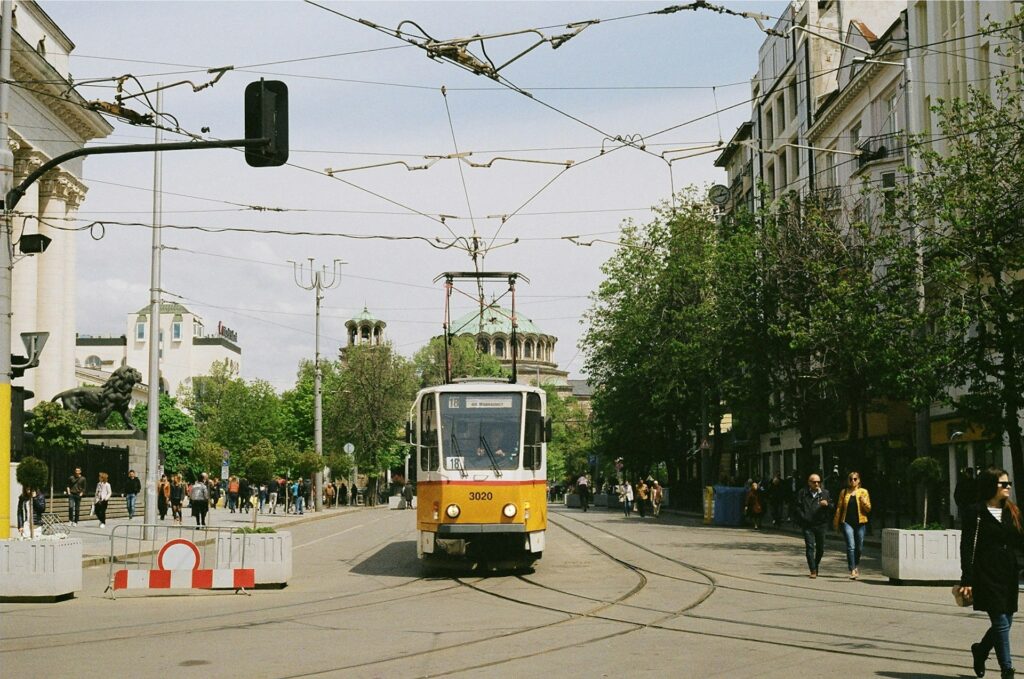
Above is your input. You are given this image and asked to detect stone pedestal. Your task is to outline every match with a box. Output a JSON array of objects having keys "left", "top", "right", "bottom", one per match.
[
  {"left": 881, "top": 528, "right": 962, "bottom": 583},
  {"left": 83, "top": 429, "right": 148, "bottom": 483}
]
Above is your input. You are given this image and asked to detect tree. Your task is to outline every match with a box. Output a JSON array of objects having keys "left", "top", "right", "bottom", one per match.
[
  {"left": 133, "top": 393, "right": 199, "bottom": 479},
  {"left": 907, "top": 456, "right": 943, "bottom": 526},
  {"left": 238, "top": 439, "right": 277, "bottom": 483},
  {"left": 904, "top": 20, "right": 1024, "bottom": 488},
  {"left": 326, "top": 343, "right": 417, "bottom": 504},
  {"left": 188, "top": 364, "right": 283, "bottom": 457},
  {"left": 544, "top": 386, "right": 590, "bottom": 485},
  {"left": 16, "top": 456, "right": 48, "bottom": 491},
  {"left": 279, "top": 359, "right": 344, "bottom": 454},
  {"left": 412, "top": 335, "right": 505, "bottom": 387}
]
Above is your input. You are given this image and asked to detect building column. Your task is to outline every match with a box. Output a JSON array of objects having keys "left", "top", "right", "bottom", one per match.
[
  {"left": 62, "top": 181, "right": 86, "bottom": 391},
  {"left": 10, "top": 146, "right": 44, "bottom": 402},
  {"left": 34, "top": 170, "right": 72, "bottom": 401}
]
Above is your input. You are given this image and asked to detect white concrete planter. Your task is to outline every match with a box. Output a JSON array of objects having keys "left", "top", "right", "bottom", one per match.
[
  {"left": 881, "top": 528, "right": 962, "bottom": 583},
  {"left": 388, "top": 496, "right": 417, "bottom": 510},
  {"left": 216, "top": 532, "right": 292, "bottom": 587},
  {"left": 564, "top": 494, "right": 581, "bottom": 508},
  {"left": 0, "top": 538, "right": 82, "bottom": 601}
]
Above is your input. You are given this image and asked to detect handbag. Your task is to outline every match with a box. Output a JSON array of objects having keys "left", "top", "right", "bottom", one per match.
[{"left": 953, "top": 515, "right": 981, "bottom": 607}]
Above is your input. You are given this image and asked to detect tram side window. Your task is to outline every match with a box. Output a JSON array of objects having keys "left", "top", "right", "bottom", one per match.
[
  {"left": 420, "top": 396, "right": 439, "bottom": 471},
  {"left": 523, "top": 392, "right": 543, "bottom": 470}
]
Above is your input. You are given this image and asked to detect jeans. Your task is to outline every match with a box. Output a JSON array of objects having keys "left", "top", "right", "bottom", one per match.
[
  {"left": 295, "top": 496, "right": 304, "bottom": 514},
  {"left": 268, "top": 492, "right": 277, "bottom": 513},
  {"left": 802, "top": 525, "right": 826, "bottom": 572},
  {"left": 68, "top": 494, "right": 81, "bottom": 523},
  {"left": 840, "top": 522, "right": 866, "bottom": 571},
  {"left": 623, "top": 500, "right": 632, "bottom": 517},
  {"left": 126, "top": 493, "right": 137, "bottom": 519},
  {"left": 979, "top": 612, "right": 1014, "bottom": 670}
]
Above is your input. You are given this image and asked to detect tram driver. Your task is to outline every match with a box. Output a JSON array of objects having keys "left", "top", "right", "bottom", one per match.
[{"left": 475, "top": 425, "right": 516, "bottom": 467}]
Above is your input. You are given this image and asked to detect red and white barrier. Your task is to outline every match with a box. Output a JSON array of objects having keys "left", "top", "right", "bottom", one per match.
[
  {"left": 112, "top": 568, "right": 254, "bottom": 590},
  {"left": 111, "top": 537, "right": 254, "bottom": 592}
]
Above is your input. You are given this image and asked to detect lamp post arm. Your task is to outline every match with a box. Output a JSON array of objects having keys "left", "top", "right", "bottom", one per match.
[{"left": 4, "top": 137, "right": 267, "bottom": 211}]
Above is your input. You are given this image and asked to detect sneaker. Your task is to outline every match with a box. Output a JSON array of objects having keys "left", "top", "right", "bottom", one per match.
[
  {"left": 99, "top": 523, "right": 105, "bottom": 528},
  {"left": 809, "top": 571, "right": 817, "bottom": 579}
]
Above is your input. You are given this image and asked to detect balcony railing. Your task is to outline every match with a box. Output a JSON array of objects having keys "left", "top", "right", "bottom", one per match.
[
  {"left": 857, "top": 132, "right": 905, "bottom": 170},
  {"left": 807, "top": 185, "right": 842, "bottom": 212}
]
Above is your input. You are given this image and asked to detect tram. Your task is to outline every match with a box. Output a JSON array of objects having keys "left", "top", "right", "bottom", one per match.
[{"left": 409, "top": 379, "right": 548, "bottom": 570}]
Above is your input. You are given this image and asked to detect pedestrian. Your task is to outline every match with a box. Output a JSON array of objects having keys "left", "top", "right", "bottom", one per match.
[
  {"left": 190, "top": 472, "right": 211, "bottom": 527},
  {"left": 401, "top": 481, "right": 414, "bottom": 509},
  {"left": 239, "top": 476, "right": 250, "bottom": 513},
  {"left": 745, "top": 481, "right": 765, "bottom": 529},
  {"left": 227, "top": 475, "right": 239, "bottom": 513},
  {"left": 94, "top": 472, "right": 112, "bottom": 528},
  {"left": 157, "top": 474, "right": 170, "bottom": 521},
  {"left": 267, "top": 477, "right": 279, "bottom": 514},
  {"left": 766, "top": 474, "right": 785, "bottom": 528},
  {"left": 291, "top": 478, "right": 304, "bottom": 515},
  {"left": 338, "top": 481, "right": 348, "bottom": 507},
  {"left": 124, "top": 469, "right": 142, "bottom": 520},
  {"left": 31, "top": 487, "right": 45, "bottom": 526},
  {"left": 209, "top": 477, "right": 221, "bottom": 510},
  {"left": 16, "top": 487, "right": 32, "bottom": 533},
  {"left": 959, "top": 467, "right": 1023, "bottom": 679},
  {"left": 794, "top": 472, "right": 832, "bottom": 578},
  {"left": 325, "top": 481, "right": 336, "bottom": 508},
  {"left": 833, "top": 471, "right": 871, "bottom": 579},
  {"left": 576, "top": 473, "right": 590, "bottom": 512},
  {"left": 636, "top": 479, "right": 649, "bottom": 518},
  {"left": 170, "top": 474, "right": 185, "bottom": 524},
  {"left": 651, "top": 480, "right": 664, "bottom": 517},
  {"left": 65, "top": 466, "right": 86, "bottom": 526},
  {"left": 620, "top": 480, "right": 634, "bottom": 517}
]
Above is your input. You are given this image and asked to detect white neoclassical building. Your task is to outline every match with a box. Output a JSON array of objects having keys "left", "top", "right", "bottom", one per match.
[
  {"left": 76, "top": 302, "right": 241, "bottom": 398},
  {"left": 8, "top": 1, "right": 113, "bottom": 404}
]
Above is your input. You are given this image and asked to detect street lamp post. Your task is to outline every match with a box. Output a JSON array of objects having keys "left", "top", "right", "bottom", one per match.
[{"left": 292, "top": 259, "right": 341, "bottom": 512}]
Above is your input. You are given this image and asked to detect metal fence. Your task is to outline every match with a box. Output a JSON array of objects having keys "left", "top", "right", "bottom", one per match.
[{"left": 105, "top": 523, "right": 252, "bottom": 599}]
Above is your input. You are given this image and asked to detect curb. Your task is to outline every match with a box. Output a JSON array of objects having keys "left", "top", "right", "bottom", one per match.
[{"left": 80, "top": 506, "right": 373, "bottom": 568}]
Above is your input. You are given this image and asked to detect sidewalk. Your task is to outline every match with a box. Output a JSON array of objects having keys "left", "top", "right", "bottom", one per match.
[{"left": 64, "top": 503, "right": 369, "bottom": 567}]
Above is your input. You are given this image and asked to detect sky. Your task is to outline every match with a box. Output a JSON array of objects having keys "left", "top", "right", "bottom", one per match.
[{"left": 43, "top": 0, "right": 785, "bottom": 391}]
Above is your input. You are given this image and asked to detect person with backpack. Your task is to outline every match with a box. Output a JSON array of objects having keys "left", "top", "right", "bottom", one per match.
[{"left": 190, "top": 472, "right": 211, "bottom": 527}]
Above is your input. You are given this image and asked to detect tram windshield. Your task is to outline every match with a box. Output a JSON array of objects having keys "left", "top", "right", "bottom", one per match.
[{"left": 440, "top": 393, "right": 523, "bottom": 472}]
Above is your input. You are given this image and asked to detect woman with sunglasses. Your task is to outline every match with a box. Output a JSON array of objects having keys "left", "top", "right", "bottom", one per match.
[
  {"left": 959, "top": 468, "right": 1023, "bottom": 679},
  {"left": 833, "top": 471, "right": 871, "bottom": 579}
]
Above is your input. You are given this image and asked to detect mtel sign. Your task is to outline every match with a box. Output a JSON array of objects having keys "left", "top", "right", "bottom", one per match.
[{"left": 217, "top": 322, "right": 238, "bottom": 342}]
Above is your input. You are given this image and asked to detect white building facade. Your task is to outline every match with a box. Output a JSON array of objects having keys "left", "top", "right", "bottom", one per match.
[
  {"left": 8, "top": 1, "right": 113, "bottom": 404},
  {"left": 76, "top": 303, "right": 241, "bottom": 398}
]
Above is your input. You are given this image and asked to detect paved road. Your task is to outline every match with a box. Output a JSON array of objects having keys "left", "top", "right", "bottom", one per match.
[{"left": 2, "top": 505, "right": 1017, "bottom": 678}]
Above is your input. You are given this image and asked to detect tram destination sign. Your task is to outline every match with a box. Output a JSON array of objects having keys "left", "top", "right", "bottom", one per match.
[{"left": 465, "top": 397, "right": 513, "bottom": 409}]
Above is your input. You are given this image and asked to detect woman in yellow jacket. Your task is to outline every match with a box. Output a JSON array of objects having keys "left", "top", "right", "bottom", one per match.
[{"left": 833, "top": 471, "right": 871, "bottom": 579}]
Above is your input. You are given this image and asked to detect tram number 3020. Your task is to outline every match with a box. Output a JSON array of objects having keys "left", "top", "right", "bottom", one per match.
[{"left": 468, "top": 491, "right": 493, "bottom": 501}]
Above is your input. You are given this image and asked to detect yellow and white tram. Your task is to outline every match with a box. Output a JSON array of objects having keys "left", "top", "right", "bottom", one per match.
[{"left": 410, "top": 379, "right": 548, "bottom": 570}]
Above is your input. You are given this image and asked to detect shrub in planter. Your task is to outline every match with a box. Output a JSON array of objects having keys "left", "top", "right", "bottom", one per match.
[
  {"left": 907, "top": 456, "right": 943, "bottom": 526},
  {"left": 16, "top": 456, "right": 48, "bottom": 491}
]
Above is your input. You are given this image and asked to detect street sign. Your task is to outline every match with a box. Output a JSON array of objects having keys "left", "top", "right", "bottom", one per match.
[{"left": 344, "top": 442, "right": 355, "bottom": 454}]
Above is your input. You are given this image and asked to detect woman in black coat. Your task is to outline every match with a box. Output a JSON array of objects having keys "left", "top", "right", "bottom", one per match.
[{"left": 959, "top": 467, "right": 1024, "bottom": 679}]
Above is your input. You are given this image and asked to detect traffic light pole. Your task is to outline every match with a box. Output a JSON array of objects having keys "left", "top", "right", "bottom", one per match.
[{"left": 0, "top": 0, "right": 14, "bottom": 539}]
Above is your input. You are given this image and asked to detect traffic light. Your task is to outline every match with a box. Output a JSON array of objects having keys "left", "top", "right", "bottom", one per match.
[{"left": 244, "top": 79, "right": 288, "bottom": 167}]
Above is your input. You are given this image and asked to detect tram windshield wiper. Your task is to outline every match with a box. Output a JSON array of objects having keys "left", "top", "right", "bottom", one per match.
[
  {"left": 450, "top": 433, "right": 468, "bottom": 478},
  {"left": 479, "top": 435, "right": 503, "bottom": 478}
]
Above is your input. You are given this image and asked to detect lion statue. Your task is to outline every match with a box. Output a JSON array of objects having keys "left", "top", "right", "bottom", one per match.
[{"left": 51, "top": 365, "right": 143, "bottom": 429}]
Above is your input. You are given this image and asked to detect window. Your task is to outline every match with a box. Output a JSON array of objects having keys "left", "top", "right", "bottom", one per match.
[
  {"left": 524, "top": 340, "right": 533, "bottom": 358},
  {"left": 172, "top": 321, "right": 182, "bottom": 341},
  {"left": 478, "top": 339, "right": 489, "bottom": 354},
  {"left": 494, "top": 339, "right": 505, "bottom": 358},
  {"left": 882, "top": 172, "right": 897, "bottom": 218},
  {"left": 776, "top": 94, "right": 786, "bottom": 134},
  {"left": 884, "top": 91, "right": 900, "bottom": 135},
  {"left": 135, "top": 321, "right": 145, "bottom": 341},
  {"left": 850, "top": 122, "right": 861, "bottom": 152},
  {"left": 523, "top": 392, "right": 544, "bottom": 471},
  {"left": 84, "top": 355, "right": 102, "bottom": 369},
  {"left": 419, "top": 394, "right": 439, "bottom": 472}
]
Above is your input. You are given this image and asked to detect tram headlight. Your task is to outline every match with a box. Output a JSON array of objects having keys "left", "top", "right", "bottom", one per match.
[
  {"left": 445, "top": 504, "right": 461, "bottom": 519},
  {"left": 502, "top": 503, "right": 517, "bottom": 518},
  {"left": 524, "top": 502, "right": 531, "bottom": 520}
]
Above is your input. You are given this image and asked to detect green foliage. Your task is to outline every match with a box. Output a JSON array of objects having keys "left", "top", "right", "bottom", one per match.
[
  {"left": 238, "top": 439, "right": 277, "bottom": 482},
  {"left": 16, "top": 456, "right": 48, "bottom": 490},
  {"left": 326, "top": 343, "right": 417, "bottom": 501},
  {"left": 279, "top": 359, "right": 344, "bottom": 455},
  {"left": 544, "top": 386, "right": 590, "bottom": 483},
  {"left": 133, "top": 393, "right": 199, "bottom": 478},
  {"left": 233, "top": 526, "right": 277, "bottom": 533},
  {"left": 907, "top": 522, "right": 946, "bottom": 531},
  {"left": 412, "top": 335, "right": 505, "bottom": 387},
  {"left": 907, "top": 456, "right": 943, "bottom": 484},
  {"left": 192, "top": 439, "right": 225, "bottom": 479},
  {"left": 26, "top": 401, "right": 85, "bottom": 457}
]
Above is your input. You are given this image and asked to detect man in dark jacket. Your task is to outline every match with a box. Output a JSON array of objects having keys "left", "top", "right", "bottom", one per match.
[
  {"left": 794, "top": 472, "right": 833, "bottom": 578},
  {"left": 124, "top": 469, "right": 142, "bottom": 520}
]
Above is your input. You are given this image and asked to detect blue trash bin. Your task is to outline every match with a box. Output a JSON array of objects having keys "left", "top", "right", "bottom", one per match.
[{"left": 712, "top": 486, "right": 746, "bottom": 527}]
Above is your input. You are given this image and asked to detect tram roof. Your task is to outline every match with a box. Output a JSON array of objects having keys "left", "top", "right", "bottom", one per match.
[{"left": 420, "top": 380, "right": 545, "bottom": 395}]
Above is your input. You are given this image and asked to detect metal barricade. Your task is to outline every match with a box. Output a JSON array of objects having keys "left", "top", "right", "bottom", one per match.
[{"left": 105, "top": 524, "right": 253, "bottom": 599}]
